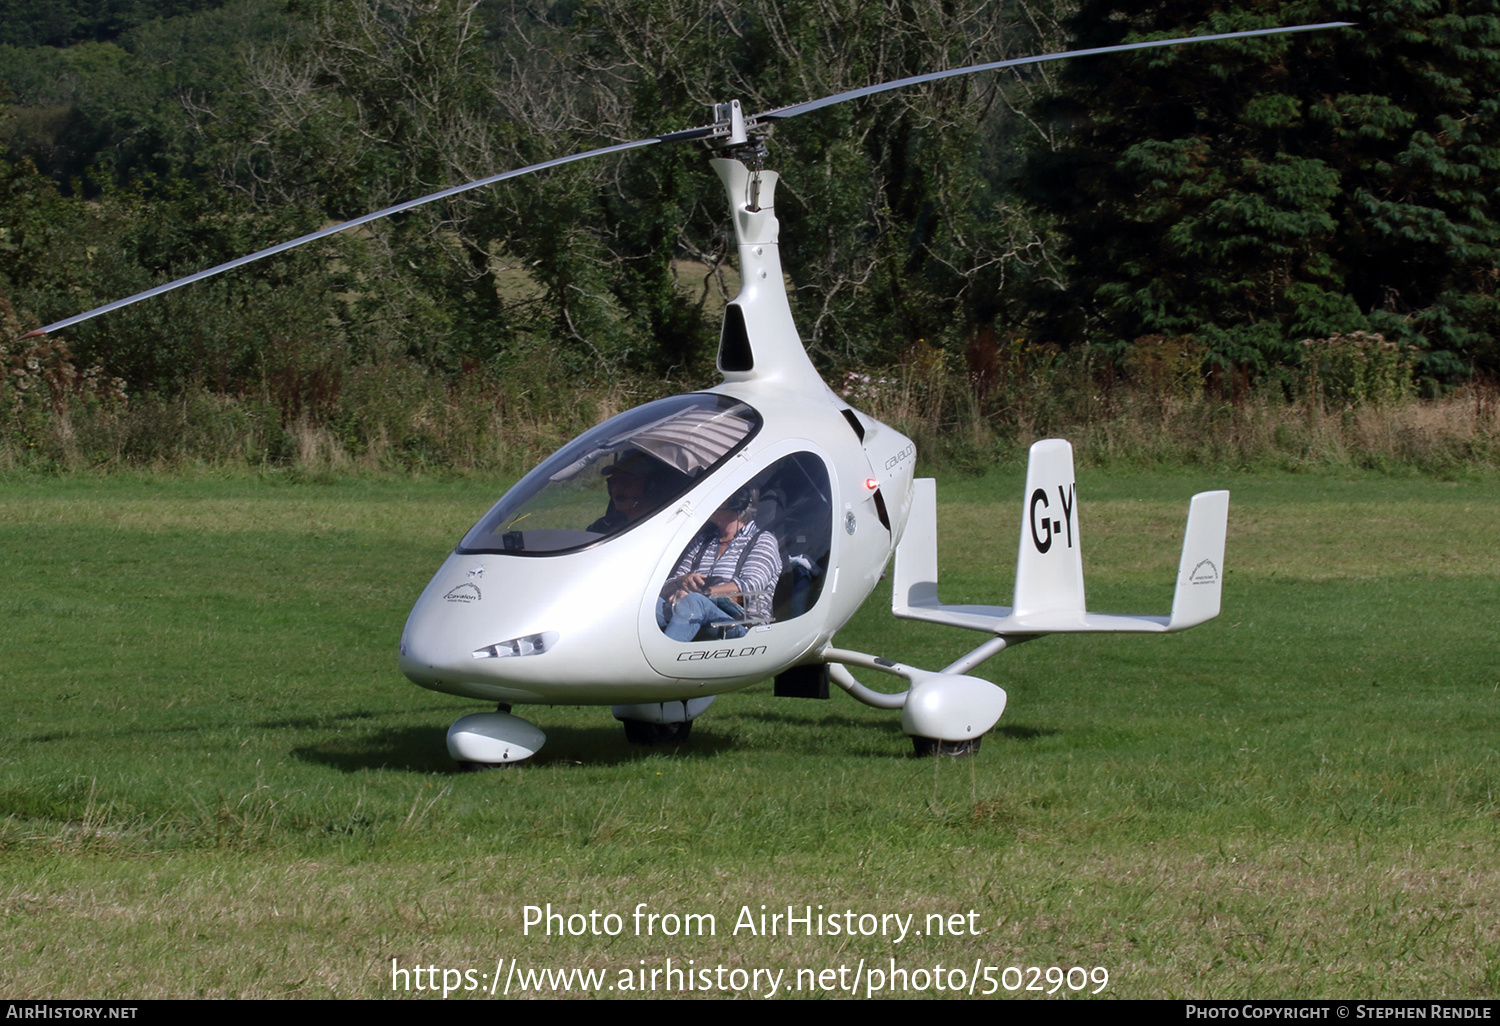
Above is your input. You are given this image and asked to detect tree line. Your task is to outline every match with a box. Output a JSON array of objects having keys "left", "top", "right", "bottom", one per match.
[{"left": 1, "top": 0, "right": 1496, "bottom": 459}]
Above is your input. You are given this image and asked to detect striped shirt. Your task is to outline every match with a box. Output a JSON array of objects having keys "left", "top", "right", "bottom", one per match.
[{"left": 671, "top": 520, "right": 782, "bottom": 622}]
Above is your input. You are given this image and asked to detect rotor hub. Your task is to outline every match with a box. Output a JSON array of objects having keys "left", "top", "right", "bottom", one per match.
[{"left": 706, "top": 100, "right": 771, "bottom": 166}]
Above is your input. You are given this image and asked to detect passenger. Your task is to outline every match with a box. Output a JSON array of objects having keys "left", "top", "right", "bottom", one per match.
[
  {"left": 657, "top": 489, "right": 781, "bottom": 642},
  {"left": 588, "top": 452, "right": 656, "bottom": 535}
]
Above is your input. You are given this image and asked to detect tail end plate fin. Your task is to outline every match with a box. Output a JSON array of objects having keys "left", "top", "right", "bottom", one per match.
[{"left": 1166, "top": 490, "right": 1230, "bottom": 631}]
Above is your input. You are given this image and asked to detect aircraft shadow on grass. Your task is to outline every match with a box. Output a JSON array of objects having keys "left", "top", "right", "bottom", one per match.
[
  {"left": 291, "top": 711, "right": 1055, "bottom": 774},
  {"left": 293, "top": 723, "right": 742, "bottom": 773}
]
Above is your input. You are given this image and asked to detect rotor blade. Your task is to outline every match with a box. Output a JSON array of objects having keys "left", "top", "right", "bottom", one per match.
[
  {"left": 24, "top": 135, "right": 672, "bottom": 338},
  {"left": 24, "top": 21, "right": 1350, "bottom": 340},
  {"left": 753, "top": 23, "right": 1353, "bottom": 122}
]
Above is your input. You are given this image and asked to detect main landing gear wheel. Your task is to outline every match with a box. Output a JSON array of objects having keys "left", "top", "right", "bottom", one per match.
[
  {"left": 621, "top": 719, "right": 693, "bottom": 746},
  {"left": 612, "top": 698, "right": 714, "bottom": 747},
  {"left": 910, "top": 735, "right": 982, "bottom": 757},
  {"left": 455, "top": 758, "right": 526, "bottom": 772}
]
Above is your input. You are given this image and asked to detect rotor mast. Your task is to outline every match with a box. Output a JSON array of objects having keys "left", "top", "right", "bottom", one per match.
[{"left": 708, "top": 101, "right": 830, "bottom": 395}]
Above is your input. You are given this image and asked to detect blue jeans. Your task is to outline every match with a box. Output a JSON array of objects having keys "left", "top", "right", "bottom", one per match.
[{"left": 657, "top": 593, "right": 748, "bottom": 642}]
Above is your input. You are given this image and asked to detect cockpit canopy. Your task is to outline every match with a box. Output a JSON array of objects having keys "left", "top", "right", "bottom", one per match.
[{"left": 457, "top": 393, "right": 763, "bottom": 555}]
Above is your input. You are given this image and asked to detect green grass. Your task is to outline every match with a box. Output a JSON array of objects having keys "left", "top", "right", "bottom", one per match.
[{"left": 1, "top": 468, "right": 1497, "bottom": 998}]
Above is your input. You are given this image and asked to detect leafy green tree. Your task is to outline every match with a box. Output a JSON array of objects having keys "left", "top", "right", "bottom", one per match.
[
  {"left": 559, "top": 0, "right": 1064, "bottom": 367},
  {"left": 3, "top": 176, "right": 345, "bottom": 398},
  {"left": 1023, "top": 0, "right": 1500, "bottom": 380},
  {"left": 6, "top": 0, "right": 1078, "bottom": 395},
  {"left": 1, "top": 90, "right": 345, "bottom": 401},
  {"left": 231, "top": 0, "right": 1078, "bottom": 375},
  {"left": 0, "top": 1, "right": 299, "bottom": 189}
]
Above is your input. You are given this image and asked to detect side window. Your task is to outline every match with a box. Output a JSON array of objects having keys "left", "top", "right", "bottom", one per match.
[{"left": 656, "top": 453, "right": 832, "bottom": 642}]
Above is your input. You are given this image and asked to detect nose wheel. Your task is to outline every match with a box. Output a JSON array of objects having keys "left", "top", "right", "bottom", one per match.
[
  {"left": 910, "top": 735, "right": 982, "bottom": 757},
  {"left": 447, "top": 707, "right": 546, "bottom": 767}
]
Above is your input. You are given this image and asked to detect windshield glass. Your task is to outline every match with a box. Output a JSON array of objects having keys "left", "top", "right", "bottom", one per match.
[{"left": 457, "top": 393, "right": 762, "bottom": 555}]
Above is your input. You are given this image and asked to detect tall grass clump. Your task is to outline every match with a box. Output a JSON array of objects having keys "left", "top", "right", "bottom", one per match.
[
  {"left": 0, "top": 346, "right": 683, "bottom": 475},
  {"left": 848, "top": 333, "right": 1500, "bottom": 475},
  {"left": 2, "top": 324, "right": 1496, "bottom": 476}
]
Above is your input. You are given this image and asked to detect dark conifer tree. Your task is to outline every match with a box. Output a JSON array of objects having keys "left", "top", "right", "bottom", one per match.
[{"left": 1022, "top": 1, "right": 1500, "bottom": 379}]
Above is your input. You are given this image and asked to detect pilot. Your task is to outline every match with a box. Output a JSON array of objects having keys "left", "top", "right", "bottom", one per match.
[
  {"left": 657, "top": 488, "right": 781, "bottom": 642},
  {"left": 588, "top": 451, "right": 656, "bottom": 534}
]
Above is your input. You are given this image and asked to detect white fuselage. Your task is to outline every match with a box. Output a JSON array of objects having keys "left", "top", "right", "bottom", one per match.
[
  {"left": 400, "top": 153, "right": 916, "bottom": 706},
  {"left": 399, "top": 385, "right": 915, "bottom": 705}
]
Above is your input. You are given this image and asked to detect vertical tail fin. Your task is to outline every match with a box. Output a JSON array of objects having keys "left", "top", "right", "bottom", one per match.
[{"left": 1012, "top": 439, "right": 1086, "bottom": 623}]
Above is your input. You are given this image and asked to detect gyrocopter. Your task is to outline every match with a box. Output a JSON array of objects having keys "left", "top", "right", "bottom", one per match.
[{"left": 27, "top": 22, "right": 1349, "bottom": 766}]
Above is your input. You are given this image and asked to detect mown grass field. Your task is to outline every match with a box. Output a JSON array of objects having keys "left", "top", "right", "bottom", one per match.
[{"left": 1, "top": 467, "right": 1497, "bottom": 999}]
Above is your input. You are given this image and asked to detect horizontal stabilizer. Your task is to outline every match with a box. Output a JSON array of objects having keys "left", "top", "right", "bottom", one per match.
[{"left": 892, "top": 441, "right": 1228, "bottom": 637}]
